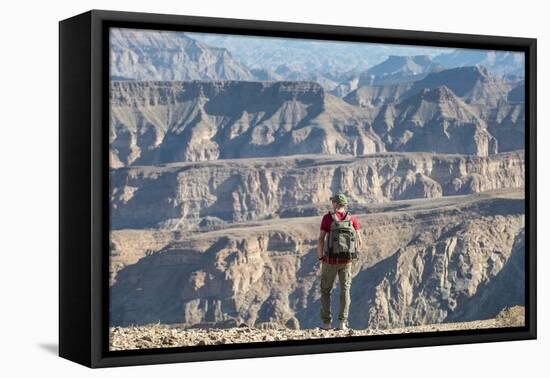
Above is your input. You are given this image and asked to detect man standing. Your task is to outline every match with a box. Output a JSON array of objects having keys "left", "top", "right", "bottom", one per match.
[{"left": 316, "top": 192, "right": 362, "bottom": 331}]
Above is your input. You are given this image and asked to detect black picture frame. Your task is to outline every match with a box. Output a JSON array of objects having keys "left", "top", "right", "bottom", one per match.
[{"left": 59, "top": 9, "right": 537, "bottom": 368}]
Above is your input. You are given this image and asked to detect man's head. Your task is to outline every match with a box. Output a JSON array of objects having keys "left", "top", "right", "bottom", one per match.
[{"left": 330, "top": 192, "right": 348, "bottom": 211}]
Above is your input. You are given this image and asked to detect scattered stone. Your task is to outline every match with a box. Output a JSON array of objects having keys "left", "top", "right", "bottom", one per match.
[
  {"left": 496, "top": 306, "right": 525, "bottom": 327},
  {"left": 109, "top": 307, "right": 525, "bottom": 351},
  {"left": 286, "top": 317, "right": 301, "bottom": 330}
]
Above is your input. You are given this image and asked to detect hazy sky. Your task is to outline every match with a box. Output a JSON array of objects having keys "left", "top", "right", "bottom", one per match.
[
  {"left": 188, "top": 31, "right": 455, "bottom": 72},
  {"left": 111, "top": 28, "right": 525, "bottom": 78}
]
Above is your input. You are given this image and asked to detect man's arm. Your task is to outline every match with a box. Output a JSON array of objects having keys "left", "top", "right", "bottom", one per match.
[
  {"left": 352, "top": 217, "right": 363, "bottom": 248},
  {"left": 317, "top": 230, "right": 326, "bottom": 259}
]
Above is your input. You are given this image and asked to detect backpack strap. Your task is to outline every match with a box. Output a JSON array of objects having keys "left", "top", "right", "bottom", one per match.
[
  {"left": 343, "top": 212, "right": 351, "bottom": 221},
  {"left": 327, "top": 212, "right": 336, "bottom": 251}
]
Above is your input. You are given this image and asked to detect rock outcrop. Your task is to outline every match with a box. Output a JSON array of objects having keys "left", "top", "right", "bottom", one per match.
[
  {"left": 110, "top": 28, "right": 256, "bottom": 81},
  {"left": 352, "top": 210, "right": 524, "bottom": 329},
  {"left": 344, "top": 83, "right": 413, "bottom": 108},
  {"left": 376, "top": 86, "right": 498, "bottom": 156},
  {"left": 110, "top": 151, "right": 524, "bottom": 230},
  {"left": 406, "top": 65, "right": 513, "bottom": 107},
  {"left": 109, "top": 81, "right": 385, "bottom": 167}
]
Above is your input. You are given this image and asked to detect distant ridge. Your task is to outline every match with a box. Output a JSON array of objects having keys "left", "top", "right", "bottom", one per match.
[
  {"left": 434, "top": 49, "right": 525, "bottom": 77},
  {"left": 109, "top": 80, "right": 384, "bottom": 167},
  {"left": 358, "top": 55, "right": 444, "bottom": 86},
  {"left": 406, "top": 65, "right": 512, "bottom": 106},
  {"left": 110, "top": 28, "right": 256, "bottom": 81}
]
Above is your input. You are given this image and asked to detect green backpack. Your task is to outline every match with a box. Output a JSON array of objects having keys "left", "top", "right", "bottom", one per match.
[{"left": 324, "top": 211, "right": 358, "bottom": 260}]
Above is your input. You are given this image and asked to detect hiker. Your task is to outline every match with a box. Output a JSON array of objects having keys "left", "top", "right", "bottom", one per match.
[{"left": 316, "top": 192, "right": 362, "bottom": 331}]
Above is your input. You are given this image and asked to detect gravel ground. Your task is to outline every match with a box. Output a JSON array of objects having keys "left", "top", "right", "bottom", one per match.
[{"left": 110, "top": 307, "right": 525, "bottom": 351}]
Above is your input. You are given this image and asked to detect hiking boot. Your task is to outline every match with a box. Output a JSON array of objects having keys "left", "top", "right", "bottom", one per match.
[
  {"left": 337, "top": 321, "right": 348, "bottom": 331},
  {"left": 320, "top": 322, "right": 332, "bottom": 330}
]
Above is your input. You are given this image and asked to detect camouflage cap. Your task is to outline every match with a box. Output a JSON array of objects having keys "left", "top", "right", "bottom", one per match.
[{"left": 330, "top": 192, "right": 348, "bottom": 206}]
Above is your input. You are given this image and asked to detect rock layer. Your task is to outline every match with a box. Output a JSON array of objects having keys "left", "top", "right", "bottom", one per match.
[
  {"left": 110, "top": 81, "right": 384, "bottom": 167},
  {"left": 110, "top": 152, "right": 524, "bottom": 230}
]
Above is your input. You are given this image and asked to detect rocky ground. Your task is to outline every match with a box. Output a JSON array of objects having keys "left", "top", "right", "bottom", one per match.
[{"left": 109, "top": 306, "right": 525, "bottom": 351}]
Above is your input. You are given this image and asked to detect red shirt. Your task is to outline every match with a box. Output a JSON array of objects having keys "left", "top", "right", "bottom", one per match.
[{"left": 320, "top": 211, "right": 360, "bottom": 264}]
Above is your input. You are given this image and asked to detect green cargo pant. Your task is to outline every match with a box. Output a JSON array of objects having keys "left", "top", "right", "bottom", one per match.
[{"left": 320, "top": 261, "right": 353, "bottom": 324}]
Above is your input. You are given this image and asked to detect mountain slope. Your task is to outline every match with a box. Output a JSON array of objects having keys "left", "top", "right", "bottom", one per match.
[
  {"left": 109, "top": 80, "right": 385, "bottom": 167},
  {"left": 110, "top": 28, "right": 256, "bottom": 81},
  {"left": 344, "top": 83, "right": 414, "bottom": 109},
  {"left": 349, "top": 208, "right": 524, "bottom": 329},
  {"left": 373, "top": 86, "right": 498, "bottom": 156},
  {"left": 345, "top": 67, "right": 523, "bottom": 153},
  {"left": 406, "top": 65, "right": 513, "bottom": 107},
  {"left": 445, "top": 230, "right": 525, "bottom": 322},
  {"left": 358, "top": 55, "right": 445, "bottom": 86},
  {"left": 345, "top": 65, "right": 515, "bottom": 110}
]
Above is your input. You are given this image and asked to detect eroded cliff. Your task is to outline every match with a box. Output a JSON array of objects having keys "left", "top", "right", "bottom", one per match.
[
  {"left": 110, "top": 189, "right": 524, "bottom": 330},
  {"left": 110, "top": 152, "right": 524, "bottom": 230}
]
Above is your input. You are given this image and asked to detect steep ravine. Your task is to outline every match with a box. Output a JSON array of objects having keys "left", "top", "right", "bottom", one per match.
[{"left": 110, "top": 189, "right": 524, "bottom": 330}]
